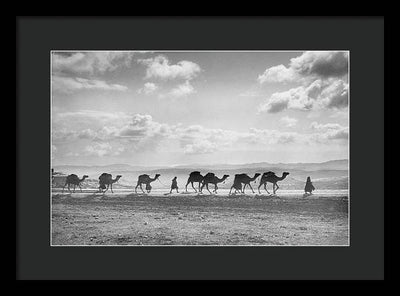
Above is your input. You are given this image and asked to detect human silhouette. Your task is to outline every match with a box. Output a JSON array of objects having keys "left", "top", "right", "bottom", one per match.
[
  {"left": 146, "top": 183, "right": 152, "bottom": 193},
  {"left": 170, "top": 176, "right": 179, "bottom": 193},
  {"left": 304, "top": 176, "right": 315, "bottom": 195}
]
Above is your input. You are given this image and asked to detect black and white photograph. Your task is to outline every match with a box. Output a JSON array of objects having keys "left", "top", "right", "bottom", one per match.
[{"left": 50, "top": 50, "right": 349, "bottom": 246}]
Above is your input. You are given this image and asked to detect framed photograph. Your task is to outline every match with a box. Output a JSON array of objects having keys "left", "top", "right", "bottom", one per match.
[{"left": 17, "top": 16, "right": 385, "bottom": 280}]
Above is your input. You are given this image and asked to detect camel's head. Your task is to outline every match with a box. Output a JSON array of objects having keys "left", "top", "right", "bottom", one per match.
[
  {"left": 155, "top": 174, "right": 161, "bottom": 179},
  {"left": 283, "top": 172, "right": 290, "bottom": 177},
  {"left": 223, "top": 174, "right": 229, "bottom": 179},
  {"left": 116, "top": 175, "right": 122, "bottom": 181},
  {"left": 82, "top": 175, "right": 89, "bottom": 180}
]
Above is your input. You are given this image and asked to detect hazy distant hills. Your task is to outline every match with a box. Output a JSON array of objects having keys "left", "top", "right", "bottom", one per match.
[
  {"left": 54, "top": 159, "right": 348, "bottom": 174},
  {"left": 53, "top": 159, "right": 348, "bottom": 190}
]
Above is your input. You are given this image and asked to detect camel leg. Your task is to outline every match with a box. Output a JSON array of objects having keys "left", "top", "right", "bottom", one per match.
[
  {"left": 68, "top": 184, "right": 72, "bottom": 193},
  {"left": 242, "top": 184, "right": 247, "bottom": 194},
  {"left": 206, "top": 184, "right": 212, "bottom": 194},
  {"left": 135, "top": 183, "right": 139, "bottom": 193},
  {"left": 140, "top": 184, "right": 145, "bottom": 194},
  {"left": 104, "top": 184, "right": 109, "bottom": 193},
  {"left": 200, "top": 182, "right": 206, "bottom": 193},
  {"left": 185, "top": 180, "right": 191, "bottom": 192},
  {"left": 214, "top": 184, "right": 218, "bottom": 193},
  {"left": 79, "top": 184, "right": 83, "bottom": 192},
  {"left": 73, "top": 185, "right": 76, "bottom": 193},
  {"left": 274, "top": 183, "right": 279, "bottom": 194},
  {"left": 110, "top": 183, "right": 113, "bottom": 193},
  {"left": 191, "top": 182, "right": 197, "bottom": 193},
  {"left": 258, "top": 183, "right": 262, "bottom": 194},
  {"left": 62, "top": 182, "right": 67, "bottom": 193},
  {"left": 229, "top": 186, "right": 234, "bottom": 195},
  {"left": 264, "top": 183, "right": 270, "bottom": 195},
  {"left": 248, "top": 184, "right": 255, "bottom": 194}
]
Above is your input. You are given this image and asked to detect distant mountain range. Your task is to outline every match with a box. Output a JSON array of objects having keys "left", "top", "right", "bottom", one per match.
[{"left": 54, "top": 159, "right": 348, "bottom": 174}]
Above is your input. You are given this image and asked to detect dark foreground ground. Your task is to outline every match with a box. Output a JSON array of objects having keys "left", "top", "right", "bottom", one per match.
[{"left": 51, "top": 191, "right": 349, "bottom": 246}]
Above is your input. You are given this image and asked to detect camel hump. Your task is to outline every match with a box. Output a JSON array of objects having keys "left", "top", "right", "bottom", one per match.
[
  {"left": 99, "top": 173, "right": 111, "bottom": 182},
  {"left": 204, "top": 172, "right": 215, "bottom": 178},
  {"left": 235, "top": 173, "right": 246, "bottom": 177},
  {"left": 190, "top": 171, "right": 201, "bottom": 176},
  {"left": 139, "top": 174, "right": 149, "bottom": 178},
  {"left": 69, "top": 174, "right": 78, "bottom": 178}
]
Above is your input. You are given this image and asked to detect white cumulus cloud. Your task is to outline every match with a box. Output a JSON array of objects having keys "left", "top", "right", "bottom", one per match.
[
  {"left": 138, "top": 55, "right": 201, "bottom": 80},
  {"left": 138, "top": 82, "right": 158, "bottom": 95}
]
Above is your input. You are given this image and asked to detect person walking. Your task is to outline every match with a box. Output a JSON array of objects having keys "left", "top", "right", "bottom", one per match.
[
  {"left": 304, "top": 176, "right": 315, "bottom": 195},
  {"left": 170, "top": 176, "right": 179, "bottom": 193}
]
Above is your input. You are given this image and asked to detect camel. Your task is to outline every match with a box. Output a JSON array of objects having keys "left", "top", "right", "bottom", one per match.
[
  {"left": 229, "top": 173, "right": 261, "bottom": 194},
  {"left": 135, "top": 174, "right": 160, "bottom": 193},
  {"left": 230, "top": 180, "right": 243, "bottom": 195},
  {"left": 98, "top": 173, "right": 122, "bottom": 193},
  {"left": 200, "top": 173, "right": 229, "bottom": 194},
  {"left": 185, "top": 171, "right": 204, "bottom": 193},
  {"left": 62, "top": 174, "right": 89, "bottom": 193},
  {"left": 257, "top": 171, "right": 276, "bottom": 194},
  {"left": 259, "top": 172, "right": 290, "bottom": 195}
]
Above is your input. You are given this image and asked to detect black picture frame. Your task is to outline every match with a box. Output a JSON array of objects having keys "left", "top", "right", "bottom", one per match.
[{"left": 16, "top": 16, "right": 386, "bottom": 280}]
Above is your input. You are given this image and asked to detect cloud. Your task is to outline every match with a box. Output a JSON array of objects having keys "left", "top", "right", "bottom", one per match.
[
  {"left": 245, "top": 128, "right": 299, "bottom": 145},
  {"left": 138, "top": 55, "right": 201, "bottom": 80},
  {"left": 259, "top": 78, "right": 348, "bottom": 113},
  {"left": 52, "top": 111, "right": 348, "bottom": 159},
  {"left": 168, "top": 80, "right": 195, "bottom": 98},
  {"left": 138, "top": 82, "right": 158, "bottom": 95},
  {"left": 290, "top": 51, "right": 349, "bottom": 78},
  {"left": 258, "top": 64, "right": 296, "bottom": 83},
  {"left": 52, "top": 76, "right": 128, "bottom": 93},
  {"left": 257, "top": 51, "right": 349, "bottom": 113},
  {"left": 310, "top": 121, "right": 349, "bottom": 141},
  {"left": 280, "top": 116, "right": 298, "bottom": 127},
  {"left": 320, "top": 79, "right": 349, "bottom": 108},
  {"left": 84, "top": 142, "right": 125, "bottom": 157},
  {"left": 258, "top": 51, "right": 348, "bottom": 84},
  {"left": 52, "top": 52, "right": 135, "bottom": 75},
  {"left": 183, "top": 139, "right": 218, "bottom": 155}
]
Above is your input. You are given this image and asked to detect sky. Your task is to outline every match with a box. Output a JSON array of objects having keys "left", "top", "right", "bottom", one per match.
[{"left": 51, "top": 51, "right": 349, "bottom": 166}]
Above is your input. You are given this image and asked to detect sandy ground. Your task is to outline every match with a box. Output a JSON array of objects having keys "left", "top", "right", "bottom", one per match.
[{"left": 51, "top": 189, "right": 349, "bottom": 246}]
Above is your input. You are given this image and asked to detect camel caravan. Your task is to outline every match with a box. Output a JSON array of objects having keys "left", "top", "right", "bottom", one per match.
[{"left": 52, "top": 169, "right": 290, "bottom": 196}]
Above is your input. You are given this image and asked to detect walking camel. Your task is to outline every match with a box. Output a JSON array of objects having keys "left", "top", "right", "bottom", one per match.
[
  {"left": 258, "top": 172, "right": 290, "bottom": 195},
  {"left": 257, "top": 171, "right": 275, "bottom": 194},
  {"left": 229, "top": 173, "right": 261, "bottom": 194},
  {"left": 200, "top": 173, "right": 229, "bottom": 194},
  {"left": 135, "top": 174, "right": 161, "bottom": 193},
  {"left": 62, "top": 174, "right": 89, "bottom": 193},
  {"left": 185, "top": 171, "right": 204, "bottom": 193},
  {"left": 98, "top": 173, "right": 122, "bottom": 193}
]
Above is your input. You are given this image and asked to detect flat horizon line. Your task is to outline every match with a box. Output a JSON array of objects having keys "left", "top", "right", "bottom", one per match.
[{"left": 52, "top": 158, "right": 349, "bottom": 168}]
